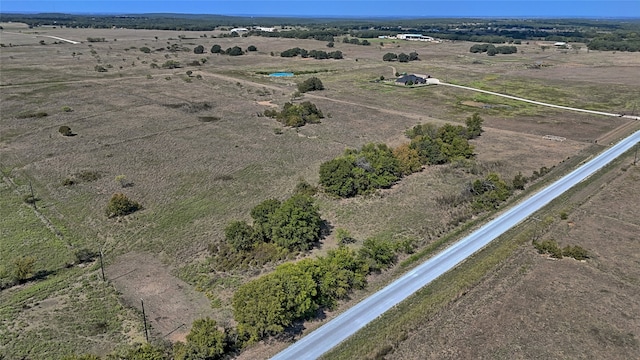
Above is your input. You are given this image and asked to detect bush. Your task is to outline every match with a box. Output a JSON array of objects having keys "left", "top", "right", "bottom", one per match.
[
  {"left": 193, "top": 45, "right": 205, "bottom": 54},
  {"left": 247, "top": 45, "right": 257, "bottom": 51},
  {"left": 61, "top": 106, "right": 73, "bottom": 112},
  {"left": 562, "top": 245, "right": 589, "bottom": 260},
  {"left": 335, "top": 228, "right": 355, "bottom": 245},
  {"left": 161, "top": 60, "right": 181, "bottom": 69},
  {"left": 210, "top": 44, "right": 222, "bottom": 53},
  {"left": 359, "top": 237, "right": 396, "bottom": 271},
  {"left": 12, "top": 256, "right": 36, "bottom": 283},
  {"left": 533, "top": 239, "right": 563, "bottom": 259},
  {"left": 94, "top": 65, "right": 108, "bottom": 72},
  {"left": 105, "top": 193, "right": 141, "bottom": 217},
  {"left": 74, "top": 248, "right": 98, "bottom": 264},
  {"left": 297, "top": 77, "right": 324, "bottom": 93},
  {"left": 139, "top": 46, "right": 151, "bottom": 53},
  {"left": 58, "top": 125, "right": 73, "bottom": 136},
  {"left": 263, "top": 101, "right": 324, "bottom": 127}
]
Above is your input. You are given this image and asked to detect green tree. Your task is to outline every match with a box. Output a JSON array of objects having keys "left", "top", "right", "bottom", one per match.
[
  {"left": 247, "top": 45, "right": 257, "bottom": 51},
  {"left": 409, "top": 51, "right": 419, "bottom": 61},
  {"left": 173, "top": 317, "right": 228, "bottom": 360},
  {"left": 233, "top": 263, "right": 317, "bottom": 343},
  {"left": 269, "top": 195, "right": 322, "bottom": 251},
  {"left": 398, "top": 52, "right": 410, "bottom": 62},
  {"left": 210, "top": 44, "right": 222, "bottom": 53},
  {"left": 250, "top": 198, "right": 281, "bottom": 241},
  {"left": 319, "top": 157, "right": 356, "bottom": 197},
  {"left": 297, "top": 77, "right": 324, "bottom": 93},
  {"left": 465, "top": 112, "right": 484, "bottom": 139},
  {"left": 382, "top": 52, "right": 397, "bottom": 61},
  {"left": 225, "top": 220, "right": 256, "bottom": 251},
  {"left": 226, "top": 46, "right": 244, "bottom": 56},
  {"left": 193, "top": 45, "right": 205, "bottom": 54}
]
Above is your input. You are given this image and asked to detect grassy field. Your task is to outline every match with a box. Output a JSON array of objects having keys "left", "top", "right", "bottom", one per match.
[{"left": 1, "top": 24, "right": 639, "bottom": 358}]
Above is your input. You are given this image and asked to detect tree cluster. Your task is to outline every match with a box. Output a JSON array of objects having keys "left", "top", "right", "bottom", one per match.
[
  {"left": 533, "top": 239, "right": 589, "bottom": 260},
  {"left": 225, "top": 194, "right": 323, "bottom": 252},
  {"left": 248, "top": 29, "right": 340, "bottom": 42},
  {"left": 382, "top": 52, "right": 419, "bottom": 62},
  {"left": 280, "top": 47, "right": 343, "bottom": 59},
  {"left": 587, "top": 33, "right": 640, "bottom": 52},
  {"left": 470, "top": 44, "right": 518, "bottom": 56},
  {"left": 232, "top": 246, "right": 369, "bottom": 343},
  {"left": 320, "top": 117, "right": 483, "bottom": 198},
  {"left": 263, "top": 101, "right": 324, "bottom": 127},
  {"left": 208, "top": 44, "right": 243, "bottom": 56},
  {"left": 341, "top": 37, "right": 370, "bottom": 45}
]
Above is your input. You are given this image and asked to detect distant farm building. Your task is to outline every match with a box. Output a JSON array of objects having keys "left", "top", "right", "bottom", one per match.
[
  {"left": 255, "top": 26, "right": 276, "bottom": 32},
  {"left": 230, "top": 28, "right": 249, "bottom": 33},
  {"left": 393, "top": 34, "right": 438, "bottom": 42}
]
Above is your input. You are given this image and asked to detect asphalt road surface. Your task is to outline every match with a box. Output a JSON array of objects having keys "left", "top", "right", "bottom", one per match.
[{"left": 272, "top": 130, "right": 640, "bottom": 360}]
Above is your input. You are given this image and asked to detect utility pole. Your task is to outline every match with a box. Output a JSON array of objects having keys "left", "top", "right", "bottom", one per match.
[{"left": 141, "top": 298, "right": 149, "bottom": 342}]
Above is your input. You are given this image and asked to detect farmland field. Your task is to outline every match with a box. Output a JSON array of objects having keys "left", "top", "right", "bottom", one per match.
[{"left": 1, "top": 22, "right": 639, "bottom": 359}]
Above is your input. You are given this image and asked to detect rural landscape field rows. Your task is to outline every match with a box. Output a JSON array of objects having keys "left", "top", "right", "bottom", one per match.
[{"left": 1, "top": 14, "right": 639, "bottom": 359}]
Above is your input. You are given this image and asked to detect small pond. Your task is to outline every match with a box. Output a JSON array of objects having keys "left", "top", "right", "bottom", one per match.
[{"left": 269, "top": 72, "right": 294, "bottom": 77}]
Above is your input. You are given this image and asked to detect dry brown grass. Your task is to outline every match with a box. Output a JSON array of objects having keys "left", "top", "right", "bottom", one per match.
[
  {"left": 1, "top": 25, "right": 638, "bottom": 358},
  {"left": 389, "top": 158, "right": 640, "bottom": 360}
]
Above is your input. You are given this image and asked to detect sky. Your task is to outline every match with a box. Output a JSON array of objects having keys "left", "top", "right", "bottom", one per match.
[{"left": 1, "top": 1, "right": 639, "bottom": 18}]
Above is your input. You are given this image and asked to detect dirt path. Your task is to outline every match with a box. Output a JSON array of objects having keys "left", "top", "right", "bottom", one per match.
[{"left": 440, "top": 82, "right": 639, "bottom": 120}]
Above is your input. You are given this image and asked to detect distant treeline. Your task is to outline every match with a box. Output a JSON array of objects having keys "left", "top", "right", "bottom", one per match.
[{"left": 2, "top": 13, "right": 639, "bottom": 51}]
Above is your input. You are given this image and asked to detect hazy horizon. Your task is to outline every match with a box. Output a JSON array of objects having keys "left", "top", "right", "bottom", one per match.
[{"left": 2, "top": 1, "right": 639, "bottom": 19}]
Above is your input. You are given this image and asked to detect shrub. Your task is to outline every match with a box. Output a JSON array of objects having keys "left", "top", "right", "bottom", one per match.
[
  {"left": 359, "top": 237, "right": 396, "bottom": 271},
  {"left": 298, "top": 77, "right": 324, "bottom": 93},
  {"left": 76, "top": 170, "right": 101, "bottom": 182},
  {"left": 533, "top": 239, "right": 563, "bottom": 259},
  {"left": 559, "top": 211, "right": 568, "bottom": 220},
  {"left": 94, "top": 65, "right": 108, "bottom": 72},
  {"left": 139, "top": 46, "right": 151, "bottom": 53},
  {"left": 247, "top": 45, "right": 257, "bottom": 51},
  {"left": 211, "top": 44, "right": 222, "bottom": 53},
  {"left": 61, "top": 106, "right": 73, "bottom": 112},
  {"left": 263, "top": 101, "right": 324, "bottom": 127},
  {"left": 562, "top": 245, "right": 589, "bottom": 260},
  {"left": 335, "top": 228, "right": 356, "bottom": 245},
  {"left": 12, "top": 256, "right": 36, "bottom": 283},
  {"left": 105, "top": 193, "right": 141, "bottom": 218},
  {"left": 58, "top": 126, "right": 73, "bottom": 136},
  {"left": 161, "top": 60, "right": 181, "bottom": 69},
  {"left": 74, "top": 248, "right": 98, "bottom": 264},
  {"left": 193, "top": 45, "right": 205, "bottom": 54}
]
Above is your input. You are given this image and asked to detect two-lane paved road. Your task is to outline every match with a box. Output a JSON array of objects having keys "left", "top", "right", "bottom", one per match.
[{"left": 273, "top": 130, "right": 640, "bottom": 360}]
